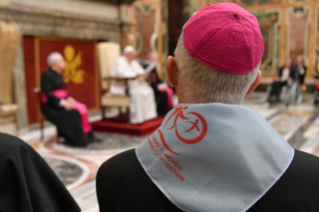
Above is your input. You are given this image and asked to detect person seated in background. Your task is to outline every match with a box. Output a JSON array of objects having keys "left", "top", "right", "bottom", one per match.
[
  {"left": 268, "top": 57, "right": 294, "bottom": 103},
  {"left": 96, "top": 3, "right": 319, "bottom": 212},
  {"left": 146, "top": 52, "right": 174, "bottom": 116},
  {"left": 41, "top": 52, "right": 99, "bottom": 147},
  {"left": 0, "top": 133, "right": 80, "bottom": 212},
  {"left": 110, "top": 46, "right": 157, "bottom": 124},
  {"left": 293, "top": 55, "right": 307, "bottom": 87}
]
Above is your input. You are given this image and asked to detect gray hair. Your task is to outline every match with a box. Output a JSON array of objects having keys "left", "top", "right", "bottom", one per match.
[
  {"left": 47, "top": 52, "right": 63, "bottom": 67},
  {"left": 174, "top": 33, "right": 259, "bottom": 104}
]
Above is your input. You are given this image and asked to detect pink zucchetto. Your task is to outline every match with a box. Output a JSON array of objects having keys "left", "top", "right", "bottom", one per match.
[{"left": 183, "top": 3, "right": 264, "bottom": 74}]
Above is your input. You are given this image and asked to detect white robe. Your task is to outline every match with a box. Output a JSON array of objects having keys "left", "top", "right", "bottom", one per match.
[{"left": 110, "top": 56, "right": 157, "bottom": 124}]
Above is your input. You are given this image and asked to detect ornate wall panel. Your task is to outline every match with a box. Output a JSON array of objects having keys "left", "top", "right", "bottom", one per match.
[
  {"left": 315, "top": 6, "right": 319, "bottom": 75},
  {"left": 212, "top": 0, "right": 318, "bottom": 79},
  {"left": 135, "top": 3, "right": 157, "bottom": 59},
  {"left": 286, "top": 6, "right": 311, "bottom": 63},
  {"left": 132, "top": 0, "right": 166, "bottom": 79},
  {"left": 253, "top": 9, "right": 282, "bottom": 74}
]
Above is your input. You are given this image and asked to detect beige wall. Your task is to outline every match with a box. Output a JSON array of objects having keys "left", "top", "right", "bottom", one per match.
[{"left": 4, "top": 0, "right": 119, "bottom": 20}]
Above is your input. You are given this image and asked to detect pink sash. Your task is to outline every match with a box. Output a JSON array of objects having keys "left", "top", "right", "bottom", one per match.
[
  {"left": 42, "top": 89, "right": 92, "bottom": 133},
  {"left": 166, "top": 88, "right": 174, "bottom": 109}
]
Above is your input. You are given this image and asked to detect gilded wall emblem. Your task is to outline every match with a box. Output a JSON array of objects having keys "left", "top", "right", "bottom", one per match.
[{"left": 63, "top": 45, "right": 86, "bottom": 84}]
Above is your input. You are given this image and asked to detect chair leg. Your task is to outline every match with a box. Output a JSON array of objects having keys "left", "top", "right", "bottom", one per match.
[
  {"left": 40, "top": 116, "right": 44, "bottom": 141},
  {"left": 119, "top": 107, "right": 123, "bottom": 117},
  {"left": 126, "top": 106, "right": 130, "bottom": 123},
  {"left": 102, "top": 107, "right": 106, "bottom": 120}
]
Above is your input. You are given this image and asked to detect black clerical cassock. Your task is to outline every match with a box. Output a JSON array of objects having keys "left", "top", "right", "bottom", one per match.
[
  {"left": 148, "top": 64, "right": 173, "bottom": 116},
  {"left": 0, "top": 133, "right": 80, "bottom": 212},
  {"left": 41, "top": 69, "right": 88, "bottom": 146}
]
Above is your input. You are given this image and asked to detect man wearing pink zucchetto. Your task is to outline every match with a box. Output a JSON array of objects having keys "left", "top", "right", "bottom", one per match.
[{"left": 96, "top": 3, "right": 319, "bottom": 212}]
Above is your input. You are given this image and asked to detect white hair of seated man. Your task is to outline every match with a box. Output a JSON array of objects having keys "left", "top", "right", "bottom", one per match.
[
  {"left": 47, "top": 52, "right": 64, "bottom": 67},
  {"left": 174, "top": 32, "right": 259, "bottom": 105},
  {"left": 123, "top": 46, "right": 135, "bottom": 54}
]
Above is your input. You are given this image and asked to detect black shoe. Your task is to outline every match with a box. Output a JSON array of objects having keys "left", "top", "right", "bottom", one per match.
[
  {"left": 92, "top": 138, "right": 103, "bottom": 143},
  {"left": 86, "top": 130, "right": 102, "bottom": 143},
  {"left": 87, "top": 130, "right": 94, "bottom": 139}
]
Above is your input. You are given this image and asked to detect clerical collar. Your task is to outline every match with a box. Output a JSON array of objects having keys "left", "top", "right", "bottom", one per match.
[{"left": 136, "top": 103, "right": 294, "bottom": 212}]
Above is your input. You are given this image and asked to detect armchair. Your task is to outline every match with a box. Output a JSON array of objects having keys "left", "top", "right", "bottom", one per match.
[
  {"left": 0, "top": 21, "right": 20, "bottom": 135},
  {"left": 97, "top": 42, "right": 136, "bottom": 122}
]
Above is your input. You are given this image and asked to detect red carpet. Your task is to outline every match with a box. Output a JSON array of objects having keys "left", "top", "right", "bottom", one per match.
[{"left": 92, "top": 117, "right": 164, "bottom": 136}]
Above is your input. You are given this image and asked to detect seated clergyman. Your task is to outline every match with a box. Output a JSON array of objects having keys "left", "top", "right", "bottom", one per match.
[
  {"left": 146, "top": 52, "right": 174, "bottom": 116},
  {"left": 96, "top": 3, "right": 319, "bottom": 212},
  {"left": 110, "top": 46, "right": 157, "bottom": 124},
  {"left": 0, "top": 133, "right": 80, "bottom": 212},
  {"left": 41, "top": 52, "right": 99, "bottom": 147}
]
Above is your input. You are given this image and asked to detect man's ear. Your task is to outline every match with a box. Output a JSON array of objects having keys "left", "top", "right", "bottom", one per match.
[
  {"left": 245, "top": 70, "right": 262, "bottom": 97},
  {"left": 166, "top": 56, "right": 178, "bottom": 88}
]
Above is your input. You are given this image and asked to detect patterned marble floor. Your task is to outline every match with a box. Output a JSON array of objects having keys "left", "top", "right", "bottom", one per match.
[{"left": 21, "top": 92, "right": 319, "bottom": 212}]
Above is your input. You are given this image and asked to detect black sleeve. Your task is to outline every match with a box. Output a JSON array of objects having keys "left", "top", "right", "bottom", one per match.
[
  {"left": 248, "top": 150, "right": 319, "bottom": 212},
  {"left": 0, "top": 133, "right": 80, "bottom": 212},
  {"left": 289, "top": 66, "right": 297, "bottom": 80},
  {"left": 150, "top": 68, "right": 163, "bottom": 91},
  {"left": 300, "top": 66, "right": 307, "bottom": 83},
  {"left": 151, "top": 80, "right": 160, "bottom": 92},
  {"left": 278, "top": 67, "right": 283, "bottom": 78},
  {"left": 96, "top": 149, "right": 182, "bottom": 212},
  {"left": 41, "top": 72, "right": 62, "bottom": 107}
]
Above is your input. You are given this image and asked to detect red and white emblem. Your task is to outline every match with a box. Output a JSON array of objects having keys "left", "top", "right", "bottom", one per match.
[{"left": 157, "top": 106, "right": 208, "bottom": 155}]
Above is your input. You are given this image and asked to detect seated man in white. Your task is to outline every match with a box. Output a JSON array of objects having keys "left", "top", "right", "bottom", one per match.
[{"left": 110, "top": 46, "right": 157, "bottom": 124}]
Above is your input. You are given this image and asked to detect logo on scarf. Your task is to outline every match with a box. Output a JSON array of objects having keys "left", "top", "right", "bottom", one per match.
[{"left": 158, "top": 106, "right": 208, "bottom": 155}]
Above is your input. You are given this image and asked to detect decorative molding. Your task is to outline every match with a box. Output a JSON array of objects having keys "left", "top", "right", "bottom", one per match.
[
  {"left": 0, "top": 5, "right": 121, "bottom": 42},
  {"left": 253, "top": 8, "right": 282, "bottom": 75},
  {"left": 285, "top": 6, "right": 311, "bottom": 65}
]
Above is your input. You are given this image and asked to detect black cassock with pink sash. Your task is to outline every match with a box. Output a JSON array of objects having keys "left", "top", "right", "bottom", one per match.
[{"left": 41, "top": 69, "right": 91, "bottom": 146}]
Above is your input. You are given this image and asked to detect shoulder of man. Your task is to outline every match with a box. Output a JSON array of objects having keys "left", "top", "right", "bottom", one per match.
[
  {"left": 97, "top": 149, "right": 141, "bottom": 182},
  {"left": 250, "top": 150, "right": 319, "bottom": 211},
  {"left": 41, "top": 69, "right": 53, "bottom": 78},
  {"left": 96, "top": 148, "right": 157, "bottom": 196},
  {"left": 287, "top": 150, "right": 319, "bottom": 179},
  {"left": 0, "top": 133, "right": 28, "bottom": 155},
  {"left": 117, "top": 56, "right": 126, "bottom": 63}
]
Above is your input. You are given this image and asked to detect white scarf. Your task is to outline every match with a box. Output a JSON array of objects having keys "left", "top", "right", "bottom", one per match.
[{"left": 136, "top": 103, "right": 294, "bottom": 212}]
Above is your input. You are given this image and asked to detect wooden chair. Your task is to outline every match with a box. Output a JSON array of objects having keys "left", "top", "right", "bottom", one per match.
[
  {"left": 33, "top": 88, "right": 46, "bottom": 141},
  {"left": 97, "top": 42, "right": 136, "bottom": 122},
  {"left": 0, "top": 21, "right": 20, "bottom": 135},
  {"left": 34, "top": 88, "right": 61, "bottom": 141}
]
